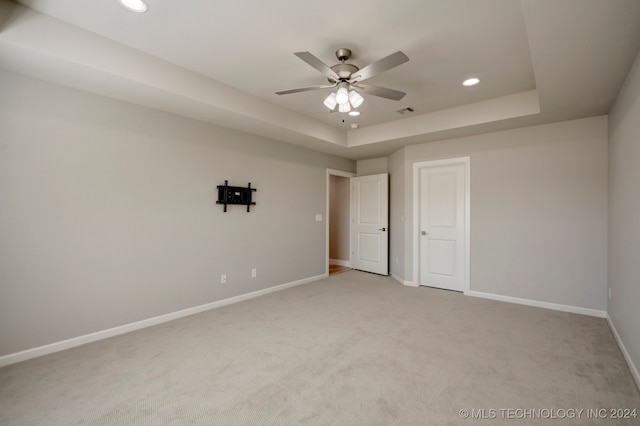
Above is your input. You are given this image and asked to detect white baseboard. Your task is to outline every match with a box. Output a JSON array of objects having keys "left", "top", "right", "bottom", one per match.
[
  {"left": 391, "top": 273, "right": 418, "bottom": 287},
  {"left": 465, "top": 290, "right": 607, "bottom": 318},
  {"left": 606, "top": 314, "right": 640, "bottom": 391},
  {"left": 329, "top": 258, "right": 350, "bottom": 267},
  {"left": 0, "top": 274, "right": 327, "bottom": 368}
]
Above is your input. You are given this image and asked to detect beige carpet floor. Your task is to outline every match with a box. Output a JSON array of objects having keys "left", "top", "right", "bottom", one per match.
[{"left": 1, "top": 271, "right": 639, "bottom": 425}]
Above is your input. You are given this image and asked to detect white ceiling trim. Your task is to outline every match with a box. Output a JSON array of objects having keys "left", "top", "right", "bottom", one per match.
[
  {"left": 347, "top": 90, "right": 540, "bottom": 147},
  {"left": 0, "top": 2, "right": 539, "bottom": 158},
  {"left": 0, "top": 3, "right": 349, "bottom": 149}
]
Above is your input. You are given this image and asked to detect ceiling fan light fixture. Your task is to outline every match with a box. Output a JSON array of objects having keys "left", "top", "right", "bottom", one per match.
[
  {"left": 119, "top": 0, "right": 148, "bottom": 12},
  {"left": 348, "top": 90, "right": 364, "bottom": 108},
  {"left": 348, "top": 111, "right": 360, "bottom": 117},
  {"left": 338, "top": 102, "right": 351, "bottom": 113},
  {"left": 323, "top": 92, "right": 338, "bottom": 110},
  {"left": 335, "top": 85, "right": 350, "bottom": 105},
  {"left": 276, "top": 48, "right": 409, "bottom": 116}
]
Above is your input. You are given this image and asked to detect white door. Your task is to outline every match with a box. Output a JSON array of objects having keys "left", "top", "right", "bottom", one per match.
[
  {"left": 351, "top": 173, "right": 389, "bottom": 275},
  {"left": 419, "top": 164, "right": 465, "bottom": 291}
]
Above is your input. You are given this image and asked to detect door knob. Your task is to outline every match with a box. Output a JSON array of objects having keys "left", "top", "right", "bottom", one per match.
[
  {"left": 379, "top": 227, "right": 387, "bottom": 232},
  {"left": 421, "top": 230, "right": 429, "bottom": 235}
]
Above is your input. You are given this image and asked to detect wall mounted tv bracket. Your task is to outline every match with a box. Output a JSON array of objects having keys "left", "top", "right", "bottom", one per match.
[{"left": 216, "top": 180, "right": 256, "bottom": 212}]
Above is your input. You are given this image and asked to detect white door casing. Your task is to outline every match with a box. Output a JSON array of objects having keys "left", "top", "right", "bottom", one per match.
[
  {"left": 351, "top": 173, "right": 389, "bottom": 275},
  {"left": 412, "top": 158, "right": 470, "bottom": 291}
]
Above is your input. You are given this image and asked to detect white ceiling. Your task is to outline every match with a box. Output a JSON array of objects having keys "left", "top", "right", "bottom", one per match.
[{"left": 1, "top": 0, "right": 640, "bottom": 159}]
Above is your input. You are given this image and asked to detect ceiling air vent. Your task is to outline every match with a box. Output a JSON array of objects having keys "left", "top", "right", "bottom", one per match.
[{"left": 396, "top": 107, "right": 415, "bottom": 114}]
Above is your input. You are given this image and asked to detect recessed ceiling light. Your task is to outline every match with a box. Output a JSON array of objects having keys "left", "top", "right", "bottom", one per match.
[
  {"left": 463, "top": 78, "right": 480, "bottom": 87},
  {"left": 348, "top": 111, "right": 360, "bottom": 117},
  {"left": 119, "top": 0, "right": 148, "bottom": 13}
]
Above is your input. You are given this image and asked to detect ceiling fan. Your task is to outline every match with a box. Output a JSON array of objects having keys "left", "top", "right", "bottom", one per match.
[{"left": 275, "top": 48, "right": 409, "bottom": 113}]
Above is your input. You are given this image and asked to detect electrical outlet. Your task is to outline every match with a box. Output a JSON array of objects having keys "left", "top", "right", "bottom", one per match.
[
  {"left": 251, "top": 268, "right": 257, "bottom": 278},
  {"left": 220, "top": 274, "right": 227, "bottom": 284}
]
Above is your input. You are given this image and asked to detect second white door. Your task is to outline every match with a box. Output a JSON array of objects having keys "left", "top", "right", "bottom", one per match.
[{"left": 419, "top": 164, "right": 465, "bottom": 291}]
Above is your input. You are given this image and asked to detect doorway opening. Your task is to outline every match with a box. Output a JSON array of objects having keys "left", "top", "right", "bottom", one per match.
[{"left": 326, "top": 169, "right": 354, "bottom": 276}]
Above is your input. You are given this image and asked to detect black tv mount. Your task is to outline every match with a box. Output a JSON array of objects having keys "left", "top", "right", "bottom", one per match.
[{"left": 216, "top": 180, "right": 256, "bottom": 212}]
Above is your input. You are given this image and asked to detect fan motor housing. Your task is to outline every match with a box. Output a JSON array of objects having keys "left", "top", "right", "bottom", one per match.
[{"left": 328, "top": 63, "right": 359, "bottom": 83}]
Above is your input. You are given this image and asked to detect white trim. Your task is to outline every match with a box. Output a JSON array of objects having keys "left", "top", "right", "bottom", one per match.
[
  {"left": 412, "top": 157, "right": 470, "bottom": 291},
  {"left": 391, "top": 273, "right": 418, "bottom": 287},
  {"left": 606, "top": 314, "right": 640, "bottom": 391},
  {"left": 329, "top": 258, "right": 351, "bottom": 267},
  {"left": 326, "top": 169, "right": 356, "bottom": 178},
  {"left": 0, "top": 274, "right": 327, "bottom": 368},
  {"left": 465, "top": 290, "right": 607, "bottom": 318},
  {"left": 326, "top": 169, "right": 355, "bottom": 275}
]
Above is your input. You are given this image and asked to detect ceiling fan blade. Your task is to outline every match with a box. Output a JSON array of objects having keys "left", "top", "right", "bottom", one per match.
[
  {"left": 351, "top": 51, "right": 409, "bottom": 82},
  {"left": 275, "top": 84, "right": 336, "bottom": 95},
  {"left": 356, "top": 83, "right": 406, "bottom": 101},
  {"left": 294, "top": 52, "right": 341, "bottom": 81}
]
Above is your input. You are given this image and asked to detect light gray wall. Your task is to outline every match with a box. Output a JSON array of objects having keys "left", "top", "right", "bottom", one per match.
[
  {"left": 0, "top": 70, "right": 355, "bottom": 356},
  {"left": 329, "top": 175, "right": 350, "bottom": 262},
  {"left": 400, "top": 117, "right": 608, "bottom": 311},
  {"left": 608, "top": 50, "right": 640, "bottom": 378},
  {"left": 356, "top": 157, "right": 388, "bottom": 176}
]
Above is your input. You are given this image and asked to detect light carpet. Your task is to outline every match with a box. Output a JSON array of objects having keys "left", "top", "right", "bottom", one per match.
[{"left": 1, "top": 271, "right": 639, "bottom": 425}]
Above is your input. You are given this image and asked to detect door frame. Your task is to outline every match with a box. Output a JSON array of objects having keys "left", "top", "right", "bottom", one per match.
[
  {"left": 326, "top": 168, "right": 356, "bottom": 276},
  {"left": 412, "top": 157, "right": 470, "bottom": 292}
]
